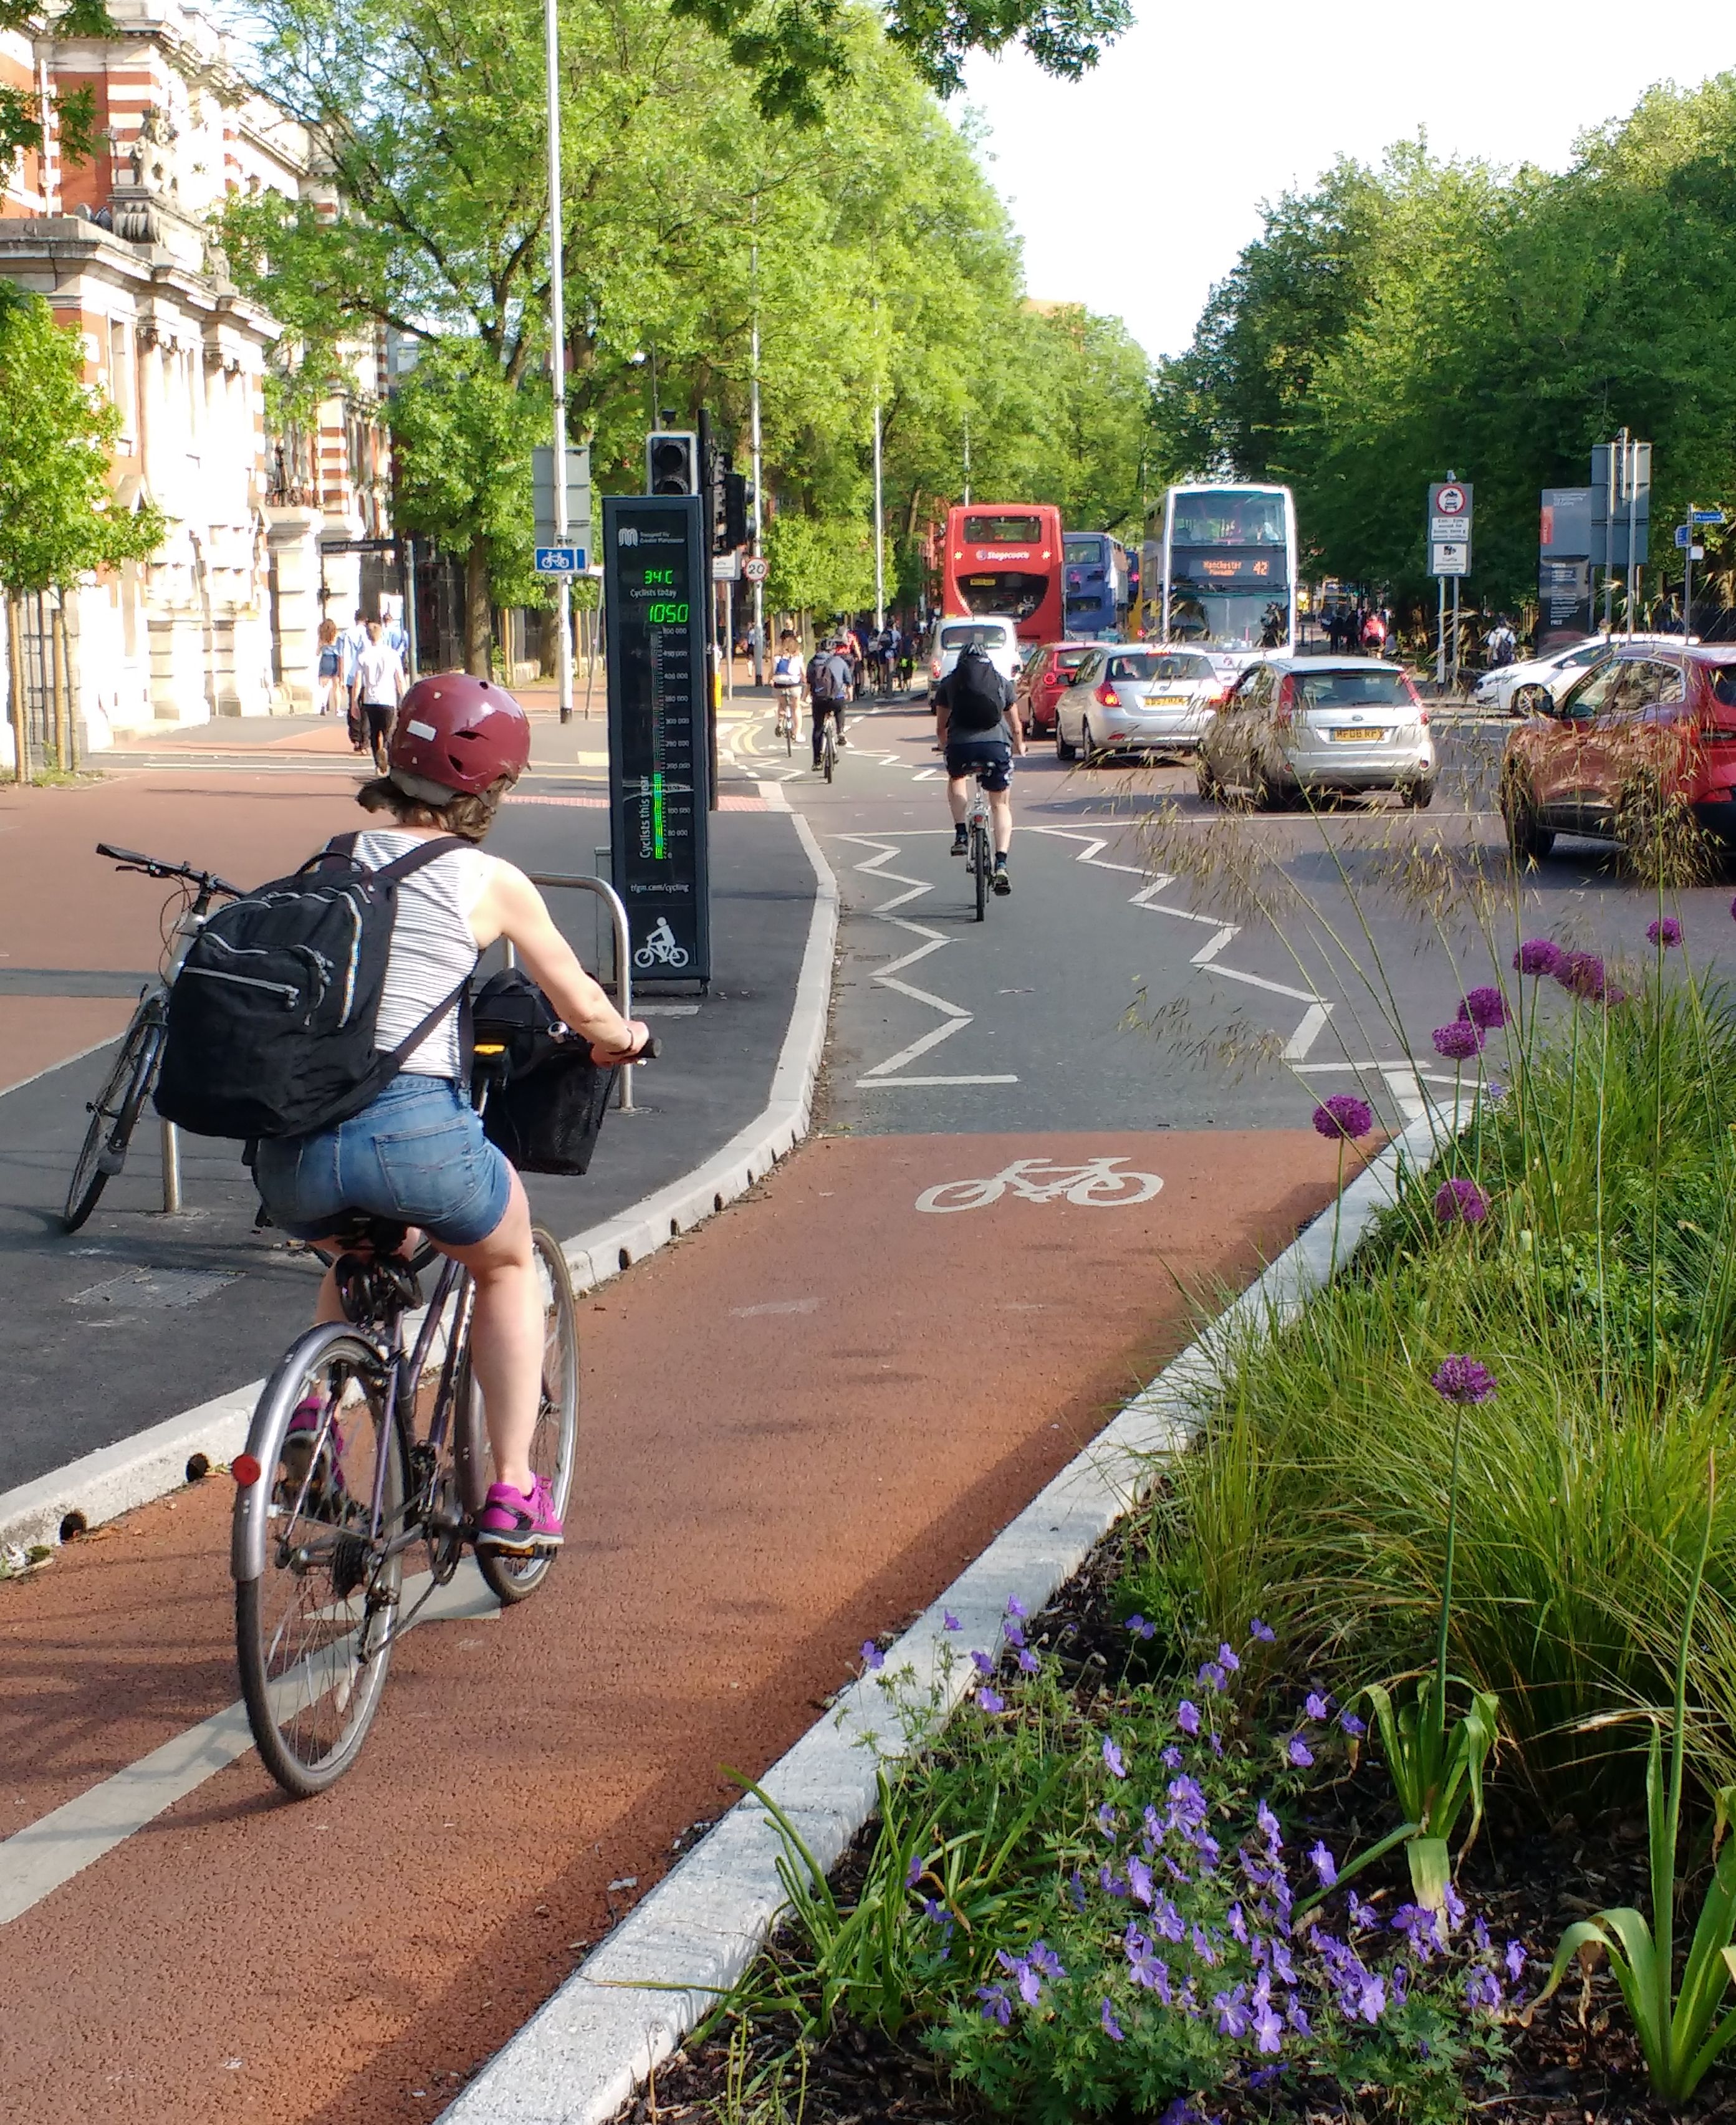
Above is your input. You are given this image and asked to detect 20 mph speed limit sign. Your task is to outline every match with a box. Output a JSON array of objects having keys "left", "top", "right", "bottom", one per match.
[{"left": 742, "top": 556, "right": 769, "bottom": 583}]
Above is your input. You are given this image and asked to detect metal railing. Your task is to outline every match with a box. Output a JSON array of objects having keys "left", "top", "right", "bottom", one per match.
[{"left": 502, "top": 871, "right": 636, "bottom": 1112}]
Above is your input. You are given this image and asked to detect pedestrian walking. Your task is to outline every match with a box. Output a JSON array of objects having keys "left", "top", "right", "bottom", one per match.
[
  {"left": 315, "top": 618, "right": 343, "bottom": 717},
  {"left": 350, "top": 617, "right": 406, "bottom": 772}
]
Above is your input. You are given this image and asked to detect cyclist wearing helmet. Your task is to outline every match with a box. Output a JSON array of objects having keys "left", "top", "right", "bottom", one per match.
[
  {"left": 934, "top": 643, "right": 1024, "bottom": 893},
  {"left": 253, "top": 674, "right": 650, "bottom": 1554}
]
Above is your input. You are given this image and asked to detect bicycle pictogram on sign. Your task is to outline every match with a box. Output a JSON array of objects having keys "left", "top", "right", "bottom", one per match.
[{"left": 915, "top": 1157, "right": 1164, "bottom": 1214}]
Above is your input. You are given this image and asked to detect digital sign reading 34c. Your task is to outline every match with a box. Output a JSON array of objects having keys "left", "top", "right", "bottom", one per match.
[{"left": 603, "top": 494, "right": 711, "bottom": 983}]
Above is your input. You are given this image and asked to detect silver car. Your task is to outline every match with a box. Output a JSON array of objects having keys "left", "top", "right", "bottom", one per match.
[
  {"left": 1055, "top": 648, "right": 1225, "bottom": 762},
  {"left": 1198, "top": 658, "right": 1436, "bottom": 808}
]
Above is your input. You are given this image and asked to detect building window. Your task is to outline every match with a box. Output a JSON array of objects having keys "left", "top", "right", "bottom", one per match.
[{"left": 108, "top": 319, "right": 136, "bottom": 448}]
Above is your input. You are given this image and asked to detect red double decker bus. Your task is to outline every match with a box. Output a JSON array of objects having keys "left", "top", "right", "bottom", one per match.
[{"left": 941, "top": 504, "right": 1064, "bottom": 643}]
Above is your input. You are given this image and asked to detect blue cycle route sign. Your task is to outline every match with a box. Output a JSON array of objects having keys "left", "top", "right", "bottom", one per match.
[{"left": 534, "top": 545, "right": 587, "bottom": 574}]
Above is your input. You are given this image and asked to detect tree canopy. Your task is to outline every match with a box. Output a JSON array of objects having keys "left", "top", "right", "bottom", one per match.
[{"left": 1151, "top": 77, "right": 1736, "bottom": 619}]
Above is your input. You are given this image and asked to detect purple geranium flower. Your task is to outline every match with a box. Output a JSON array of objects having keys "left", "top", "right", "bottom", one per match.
[
  {"left": 970, "top": 1648, "right": 995, "bottom": 1678},
  {"left": 1017, "top": 1646, "right": 1040, "bottom": 1674},
  {"left": 1432, "top": 1353, "right": 1497, "bottom": 1403},
  {"left": 1286, "top": 1734, "right": 1314, "bottom": 1768},
  {"left": 1434, "top": 1176, "right": 1489, "bottom": 1226},
  {"left": 1214, "top": 1983, "right": 1250, "bottom": 2037},
  {"left": 1176, "top": 1699, "right": 1201, "bottom": 1736},
  {"left": 861, "top": 1641, "right": 884, "bottom": 1671},
  {"left": 905, "top": 1852, "right": 924, "bottom": 1888},
  {"left": 1197, "top": 1660, "right": 1226, "bottom": 1692},
  {"left": 1250, "top": 1617, "right": 1276, "bottom": 1642},
  {"left": 1304, "top": 1690, "right": 1330, "bottom": 1720},
  {"left": 1161, "top": 1743, "right": 1182, "bottom": 1769},
  {"left": 1341, "top": 1708, "right": 1367, "bottom": 1737},
  {"left": 1103, "top": 1736, "right": 1128, "bottom": 1778},
  {"left": 1003, "top": 1620, "right": 1025, "bottom": 1649},
  {"left": 1101, "top": 1996, "right": 1125, "bottom": 2041},
  {"left": 1308, "top": 1840, "right": 1338, "bottom": 1888},
  {"left": 1125, "top": 1613, "right": 1156, "bottom": 1640},
  {"left": 1128, "top": 1855, "right": 1154, "bottom": 1907},
  {"left": 1028, "top": 1940, "right": 1067, "bottom": 1980},
  {"left": 1096, "top": 1801, "right": 1118, "bottom": 1835},
  {"left": 1432, "top": 1019, "right": 1484, "bottom": 1061},
  {"left": 1218, "top": 1641, "right": 1240, "bottom": 1672},
  {"left": 942, "top": 1609, "right": 960, "bottom": 1631},
  {"left": 1514, "top": 937, "right": 1565, "bottom": 977},
  {"left": 1457, "top": 985, "right": 1508, "bottom": 1029},
  {"left": 1649, "top": 916, "right": 1684, "bottom": 949},
  {"left": 1313, "top": 1093, "right": 1374, "bottom": 1142},
  {"left": 1505, "top": 1940, "right": 1527, "bottom": 1980},
  {"left": 1465, "top": 1965, "right": 1503, "bottom": 2010},
  {"left": 977, "top": 1983, "right": 1012, "bottom": 2026},
  {"left": 1005, "top": 1595, "right": 1027, "bottom": 1619},
  {"left": 979, "top": 1687, "right": 1004, "bottom": 1714}
]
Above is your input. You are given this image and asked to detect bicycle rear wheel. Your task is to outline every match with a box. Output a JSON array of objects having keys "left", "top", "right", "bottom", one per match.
[
  {"left": 63, "top": 1007, "right": 161, "bottom": 1233},
  {"left": 234, "top": 1326, "right": 406, "bottom": 1796},
  {"left": 466, "top": 1226, "right": 579, "bottom": 1605},
  {"left": 972, "top": 822, "right": 990, "bottom": 921},
  {"left": 822, "top": 721, "right": 836, "bottom": 783}
]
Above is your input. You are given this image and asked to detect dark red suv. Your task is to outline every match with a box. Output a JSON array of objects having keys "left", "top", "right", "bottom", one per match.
[
  {"left": 1016, "top": 641, "right": 1095, "bottom": 736},
  {"left": 1500, "top": 645, "right": 1736, "bottom": 858}
]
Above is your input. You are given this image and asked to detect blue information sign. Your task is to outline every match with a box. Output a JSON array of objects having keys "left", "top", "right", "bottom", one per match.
[{"left": 534, "top": 545, "right": 588, "bottom": 574}]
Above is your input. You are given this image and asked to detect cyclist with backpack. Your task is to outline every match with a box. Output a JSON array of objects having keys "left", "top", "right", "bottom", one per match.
[
  {"left": 933, "top": 643, "right": 1024, "bottom": 893},
  {"left": 771, "top": 628, "right": 806, "bottom": 744},
  {"left": 160, "top": 675, "right": 648, "bottom": 1555},
  {"left": 806, "top": 638, "right": 853, "bottom": 769}
]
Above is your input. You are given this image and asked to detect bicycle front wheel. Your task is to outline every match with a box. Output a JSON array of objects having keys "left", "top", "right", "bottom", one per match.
[
  {"left": 63, "top": 1007, "right": 161, "bottom": 1232},
  {"left": 234, "top": 1326, "right": 406, "bottom": 1797},
  {"left": 972, "top": 824, "right": 990, "bottom": 921},
  {"left": 466, "top": 1226, "right": 579, "bottom": 1605}
]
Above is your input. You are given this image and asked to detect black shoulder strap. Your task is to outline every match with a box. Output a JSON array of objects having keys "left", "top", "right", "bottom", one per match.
[{"left": 381, "top": 974, "right": 472, "bottom": 1073}]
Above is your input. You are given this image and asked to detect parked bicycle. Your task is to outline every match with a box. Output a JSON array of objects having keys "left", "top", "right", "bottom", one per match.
[
  {"left": 62, "top": 843, "right": 241, "bottom": 1232},
  {"left": 231, "top": 1028, "right": 656, "bottom": 1796}
]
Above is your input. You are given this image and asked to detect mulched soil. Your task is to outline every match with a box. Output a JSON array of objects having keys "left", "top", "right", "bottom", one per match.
[{"left": 613, "top": 1538, "right": 1736, "bottom": 2124}]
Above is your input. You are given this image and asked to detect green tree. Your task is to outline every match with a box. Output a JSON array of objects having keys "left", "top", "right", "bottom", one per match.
[
  {"left": 0, "top": 0, "right": 117, "bottom": 163},
  {"left": 764, "top": 511, "right": 881, "bottom": 616}
]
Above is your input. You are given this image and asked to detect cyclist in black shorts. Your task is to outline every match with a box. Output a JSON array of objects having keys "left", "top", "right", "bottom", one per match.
[{"left": 933, "top": 644, "right": 1024, "bottom": 894}]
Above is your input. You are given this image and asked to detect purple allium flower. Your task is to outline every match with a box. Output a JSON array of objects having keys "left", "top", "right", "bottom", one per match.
[
  {"left": 970, "top": 1648, "right": 995, "bottom": 1678},
  {"left": 1432, "top": 1019, "right": 1484, "bottom": 1061},
  {"left": 1313, "top": 1093, "right": 1374, "bottom": 1142},
  {"left": 905, "top": 1852, "right": 924, "bottom": 1888},
  {"left": 1005, "top": 1595, "right": 1027, "bottom": 1619},
  {"left": 1218, "top": 1641, "right": 1240, "bottom": 1672},
  {"left": 1125, "top": 1613, "right": 1156, "bottom": 1640},
  {"left": 1103, "top": 1736, "right": 1128, "bottom": 1778},
  {"left": 1457, "top": 986, "right": 1508, "bottom": 1030},
  {"left": 1304, "top": 1691, "right": 1330, "bottom": 1720},
  {"left": 979, "top": 1687, "right": 1004, "bottom": 1714},
  {"left": 1286, "top": 1734, "right": 1314, "bottom": 1768},
  {"left": 1558, "top": 949, "right": 1608, "bottom": 1000},
  {"left": 1017, "top": 1647, "right": 1040, "bottom": 1674},
  {"left": 942, "top": 1609, "right": 961, "bottom": 1631},
  {"left": 861, "top": 1641, "right": 884, "bottom": 1670},
  {"left": 1308, "top": 1840, "right": 1338, "bottom": 1889},
  {"left": 1197, "top": 1661, "right": 1226, "bottom": 1692},
  {"left": 1340, "top": 1709, "right": 1366, "bottom": 1737},
  {"left": 1176, "top": 1699, "right": 1201, "bottom": 1736},
  {"left": 1434, "top": 1176, "right": 1490, "bottom": 1226},
  {"left": 977, "top": 1983, "right": 1012, "bottom": 2026},
  {"left": 1161, "top": 1744, "right": 1182, "bottom": 1770},
  {"left": 1101, "top": 1996, "right": 1125, "bottom": 2041},
  {"left": 1432, "top": 1353, "right": 1497, "bottom": 1403},
  {"left": 1465, "top": 1966, "right": 1503, "bottom": 2010},
  {"left": 1514, "top": 937, "right": 1565, "bottom": 977},
  {"left": 1649, "top": 916, "right": 1684, "bottom": 949},
  {"left": 1250, "top": 1617, "right": 1276, "bottom": 1643},
  {"left": 1505, "top": 1940, "right": 1527, "bottom": 1981}
]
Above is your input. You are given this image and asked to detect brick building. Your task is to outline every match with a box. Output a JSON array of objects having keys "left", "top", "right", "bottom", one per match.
[{"left": 0, "top": 0, "right": 390, "bottom": 757}]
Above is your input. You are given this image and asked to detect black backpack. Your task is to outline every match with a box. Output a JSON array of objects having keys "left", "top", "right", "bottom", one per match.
[{"left": 154, "top": 833, "right": 470, "bottom": 1141}]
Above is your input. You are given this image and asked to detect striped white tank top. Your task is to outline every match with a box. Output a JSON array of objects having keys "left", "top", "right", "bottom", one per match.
[{"left": 352, "top": 830, "right": 494, "bottom": 1078}]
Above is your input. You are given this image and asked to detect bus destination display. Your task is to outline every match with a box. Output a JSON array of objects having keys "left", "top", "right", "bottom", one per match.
[{"left": 603, "top": 493, "right": 711, "bottom": 982}]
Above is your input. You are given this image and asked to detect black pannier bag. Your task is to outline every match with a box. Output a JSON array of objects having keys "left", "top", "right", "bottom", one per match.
[
  {"left": 470, "top": 967, "right": 615, "bottom": 1176},
  {"left": 155, "top": 834, "right": 467, "bottom": 1141}
]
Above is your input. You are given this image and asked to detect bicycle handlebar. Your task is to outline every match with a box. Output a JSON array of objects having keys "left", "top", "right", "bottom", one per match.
[{"left": 95, "top": 842, "right": 241, "bottom": 898}]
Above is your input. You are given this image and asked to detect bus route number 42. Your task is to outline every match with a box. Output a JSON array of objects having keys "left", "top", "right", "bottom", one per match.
[{"left": 916, "top": 1156, "right": 1163, "bottom": 1213}]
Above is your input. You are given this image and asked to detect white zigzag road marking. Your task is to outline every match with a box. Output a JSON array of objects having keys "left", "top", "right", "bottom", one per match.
[{"left": 837, "top": 835, "right": 1017, "bottom": 1088}]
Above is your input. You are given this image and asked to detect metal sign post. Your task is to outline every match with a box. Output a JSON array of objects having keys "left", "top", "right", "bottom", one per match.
[
  {"left": 1427, "top": 479, "right": 1472, "bottom": 689},
  {"left": 603, "top": 494, "right": 711, "bottom": 986},
  {"left": 542, "top": 0, "right": 573, "bottom": 723}
]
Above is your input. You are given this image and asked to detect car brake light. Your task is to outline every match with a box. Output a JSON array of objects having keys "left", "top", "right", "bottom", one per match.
[
  {"left": 1274, "top": 674, "right": 1295, "bottom": 727},
  {"left": 1094, "top": 678, "right": 1116, "bottom": 706}
]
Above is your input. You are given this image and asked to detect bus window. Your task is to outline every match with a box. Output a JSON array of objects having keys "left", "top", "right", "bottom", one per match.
[{"left": 965, "top": 513, "right": 1044, "bottom": 543}]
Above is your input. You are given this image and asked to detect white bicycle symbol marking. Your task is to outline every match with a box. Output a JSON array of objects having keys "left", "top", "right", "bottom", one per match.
[
  {"left": 915, "top": 1157, "right": 1164, "bottom": 1214},
  {"left": 632, "top": 916, "right": 691, "bottom": 971}
]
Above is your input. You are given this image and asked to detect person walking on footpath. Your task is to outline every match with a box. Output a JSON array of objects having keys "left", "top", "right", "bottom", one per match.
[
  {"left": 315, "top": 618, "right": 343, "bottom": 717},
  {"left": 351, "top": 618, "right": 406, "bottom": 773}
]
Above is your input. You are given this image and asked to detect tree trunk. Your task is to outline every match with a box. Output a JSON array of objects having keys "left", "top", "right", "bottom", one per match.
[
  {"left": 463, "top": 542, "right": 492, "bottom": 676},
  {"left": 51, "top": 597, "right": 70, "bottom": 773},
  {"left": 7, "top": 593, "right": 28, "bottom": 784}
]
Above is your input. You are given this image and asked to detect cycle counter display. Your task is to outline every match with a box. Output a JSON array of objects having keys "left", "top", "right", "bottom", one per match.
[{"left": 603, "top": 493, "right": 711, "bottom": 983}]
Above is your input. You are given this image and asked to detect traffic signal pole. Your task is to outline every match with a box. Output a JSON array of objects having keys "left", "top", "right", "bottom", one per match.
[
  {"left": 750, "top": 226, "right": 764, "bottom": 683},
  {"left": 544, "top": 0, "right": 573, "bottom": 722}
]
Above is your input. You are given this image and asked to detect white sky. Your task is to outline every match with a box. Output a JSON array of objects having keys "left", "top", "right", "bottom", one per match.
[{"left": 959, "top": 1, "right": 1736, "bottom": 360}]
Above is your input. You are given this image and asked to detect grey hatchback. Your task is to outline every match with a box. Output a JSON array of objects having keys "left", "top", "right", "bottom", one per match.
[{"left": 1197, "top": 656, "right": 1437, "bottom": 808}]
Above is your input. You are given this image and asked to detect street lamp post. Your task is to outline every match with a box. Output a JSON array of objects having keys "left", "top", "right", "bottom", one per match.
[
  {"left": 544, "top": 0, "right": 572, "bottom": 722},
  {"left": 751, "top": 228, "right": 764, "bottom": 681}
]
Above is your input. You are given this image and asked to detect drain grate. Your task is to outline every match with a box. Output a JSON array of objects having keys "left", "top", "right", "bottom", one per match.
[{"left": 71, "top": 1267, "right": 241, "bottom": 1310}]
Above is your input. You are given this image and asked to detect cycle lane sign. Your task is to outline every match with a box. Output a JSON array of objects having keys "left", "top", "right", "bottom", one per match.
[{"left": 916, "top": 1156, "right": 1164, "bottom": 1213}]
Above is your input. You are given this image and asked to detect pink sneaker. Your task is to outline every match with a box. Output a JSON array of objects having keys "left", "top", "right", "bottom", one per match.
[
  {"left": 282, "top": 1394, "right": 345, "bottom": 1505},
  {"left": 476, "top": 1477, "right": 563, "bottom": 1554}
]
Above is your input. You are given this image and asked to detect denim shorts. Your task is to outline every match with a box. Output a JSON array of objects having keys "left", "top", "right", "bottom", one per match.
[{"left": 254, "top": 1075, "right": 513, "bottom": 1247}]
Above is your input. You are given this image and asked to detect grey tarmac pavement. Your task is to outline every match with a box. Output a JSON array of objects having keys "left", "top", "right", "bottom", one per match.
[{"left": 0, "top": 787, "right": 813, "bottom": 1494}]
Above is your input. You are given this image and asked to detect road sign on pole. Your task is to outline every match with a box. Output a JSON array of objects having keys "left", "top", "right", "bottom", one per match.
[
  {"left": 534, "top": 545, "right": 588, "bottom": 575},
  {"left": 742, "top": 555, "right": 769, "bottom": 583},
  {"left": 1431, "top": 540, "right": 1470, "bottom": 577},
  {"left": 1692, "top": 507, "right": 1725, "bottom": 525},
  {"left": 1427, "top": 482, "right": 1472, "bottom": 579}
]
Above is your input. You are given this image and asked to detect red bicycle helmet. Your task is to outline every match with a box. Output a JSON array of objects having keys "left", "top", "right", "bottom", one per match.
[{"left": 388, "top": 673, "right": 531, "bottom": 798}]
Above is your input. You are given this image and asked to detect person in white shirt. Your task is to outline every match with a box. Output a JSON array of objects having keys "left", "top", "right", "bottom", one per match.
[{"left": 350, "top": 620, "right": 406, "bottom": 771}]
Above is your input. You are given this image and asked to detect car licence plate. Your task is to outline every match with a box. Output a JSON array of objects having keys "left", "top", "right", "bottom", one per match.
[
  {"left": 1148, "top": 694, "right": 1186, "bottom": 706},
  {"left": 1329, "top": 727, "right": 1385, "bottom": 742}
]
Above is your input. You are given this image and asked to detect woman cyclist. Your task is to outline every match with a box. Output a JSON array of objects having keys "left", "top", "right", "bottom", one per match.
[{"left": 252, "top": 673, "right": 649, "bottom": 1553}]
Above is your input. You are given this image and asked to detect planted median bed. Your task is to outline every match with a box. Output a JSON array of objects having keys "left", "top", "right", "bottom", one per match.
[{"left": 625, "top": 920, "right": 1736, "bottom": 2124}]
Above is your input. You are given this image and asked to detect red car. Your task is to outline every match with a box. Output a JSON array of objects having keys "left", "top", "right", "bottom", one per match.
[
  {"left": 1017, "top": 641, "right": 1095, "bottom": 736},
  {"left": 1500, "top": 644, "right": 1736, "bottom": 858}
]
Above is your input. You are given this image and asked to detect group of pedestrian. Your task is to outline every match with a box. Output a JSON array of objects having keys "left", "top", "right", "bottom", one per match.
[
  {"left": 315, "top": 602, "right": 411, "bottom": 769},
  {"left": 1322, "top": 604, "right": 1397, "bottom": 656}
]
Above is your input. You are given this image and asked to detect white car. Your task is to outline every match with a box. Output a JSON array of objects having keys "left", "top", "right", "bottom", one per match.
[
  {"left": 1198, "top": 657, "right": 1436, "bottom": 808},
  {"left": 1472, "top": 633, "right": 1690, "bottom": 714},
  {"left": 1055, "top": 646, "right": 1227, "bottom": 762},
  {"left": 928, "top": 615, "right": 1022, "bottom": 688}
]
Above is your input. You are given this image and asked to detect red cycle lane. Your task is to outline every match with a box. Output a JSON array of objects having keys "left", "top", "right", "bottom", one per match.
[{"left": 0, "top": 1126, "right": 1361, "bottom": 2124}]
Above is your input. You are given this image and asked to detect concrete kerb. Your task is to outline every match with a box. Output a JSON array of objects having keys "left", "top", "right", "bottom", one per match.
[
  {"left": 0, "top": 811, "right": 840, "bottom": 1559},
  {"left": 437, "top": 1103, "right": 1461, "bottom": 2125}
]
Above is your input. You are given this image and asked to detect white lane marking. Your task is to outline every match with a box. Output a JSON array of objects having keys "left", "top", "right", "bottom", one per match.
[
  {"left": 0, "top": 1563, "right": 498, "bottom": 1928},
  {"left": 1190, "top": 924, "right": 1239, "bottom": 966},
  {"left": 1282, "top": 1004, "right": 1333, "bottom": 1062},
  {"left": 837, "top": 835, "right": 1019, "bottom": 1089},
  {"left": 1204, "top": 964, "right": 1321, "bottom": 1002},
  {"left": 729, "top": 1297, "right": 820, "bottom": 1317}
]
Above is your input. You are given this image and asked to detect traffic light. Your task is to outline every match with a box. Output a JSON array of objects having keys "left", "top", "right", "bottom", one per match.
[
  {"left": 723, "top": 469, "right": 749, "bottom": 552},
  {"left": 646, "top": 430, "right": 699, "bottom": 496}
]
